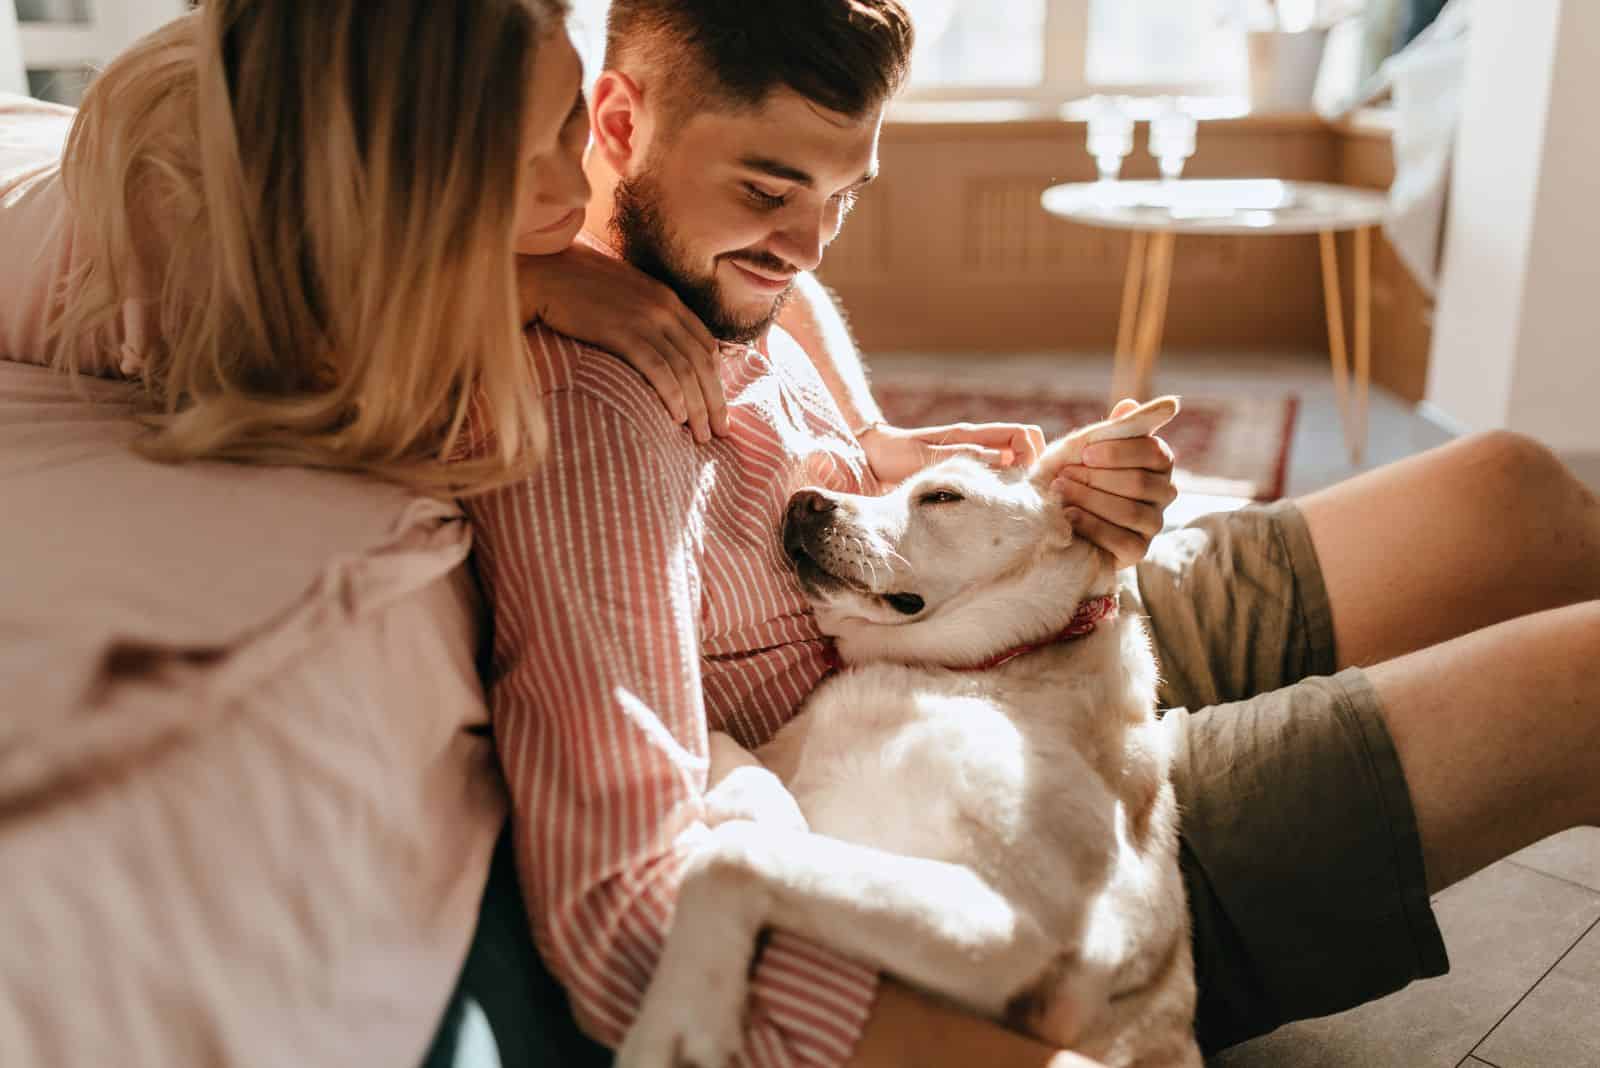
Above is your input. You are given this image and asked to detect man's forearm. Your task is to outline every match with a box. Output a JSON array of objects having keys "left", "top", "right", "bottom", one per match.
[
  {"left": 847, "top": 980, "right": 1107, "bottom": 1068},
  {"left": 780, "top": 271, "right": 883, "bottom": 432}
]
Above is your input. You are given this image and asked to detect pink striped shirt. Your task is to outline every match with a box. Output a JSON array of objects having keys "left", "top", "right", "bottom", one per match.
[{"left": 464, "top": 321, "right": 884, "bottom": 1066}]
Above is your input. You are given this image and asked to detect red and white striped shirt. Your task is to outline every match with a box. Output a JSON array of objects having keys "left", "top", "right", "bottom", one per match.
[{"left": 464, "top": 321, "right": 884, "bottom": 1067}]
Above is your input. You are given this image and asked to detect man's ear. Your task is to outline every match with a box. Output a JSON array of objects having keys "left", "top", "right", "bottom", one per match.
[
  {"left": 1031, "top": 396, "right": 1181, "bottom": 489},
  {"left": 589, "top": 70, "right": 648, "bottom": 175}
]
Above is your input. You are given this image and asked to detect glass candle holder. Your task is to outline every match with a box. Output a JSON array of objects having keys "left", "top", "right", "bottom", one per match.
[
  {"left": 1085, "top": 96, "right": 1135, "bottom": 183},
  {"left": 1149, "top": 100, "right": 1198, "bottom": 182}
]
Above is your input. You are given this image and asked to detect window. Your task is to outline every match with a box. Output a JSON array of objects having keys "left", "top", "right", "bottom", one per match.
[
  {"left": 568, "top": 0, "right": 611, "bottom": 86},
  {"left": 13, "top": 0, "right": 189, "bottom": 104},
  {"left": 905, "top": 0, "right": 1252, "bottom": 102},
  {"left": 903, "top": 0, "right": 1084, "bottom": 100},
  {"left": 1086, "top": 0, "right": 1248, "bottom": 95},
  {"left": 905, "top": 0, "right": 1050, "bottom": 89},
  {"left": 503, "top": 1, "right": 1254, "bottom": 106}
]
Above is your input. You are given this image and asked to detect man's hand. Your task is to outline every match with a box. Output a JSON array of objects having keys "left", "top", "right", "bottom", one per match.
[
  {"left": 517, "top": 244, "right": 728, "bottom": 443},
  {"left": 1053, "top": 399, "right": 1179, "bottom": 569},
  {"left": 859, "top": 422, "right": 1047, "bottom": 487}
]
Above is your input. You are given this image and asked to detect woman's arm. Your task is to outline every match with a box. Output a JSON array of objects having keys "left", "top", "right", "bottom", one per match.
[{"left": 516, "top": 244, "right": 728, "bottom": 443}]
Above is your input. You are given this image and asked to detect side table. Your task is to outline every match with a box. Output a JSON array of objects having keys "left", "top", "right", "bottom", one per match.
[{"left": 1041, "top": 179, "right": 1389, "bottom": 465}]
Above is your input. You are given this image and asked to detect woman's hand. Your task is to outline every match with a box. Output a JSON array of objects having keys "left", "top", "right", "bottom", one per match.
[
  {"left": 859, "top": 421, "right": 1047, "bottom": 487},
  {"left": 517, "top": 244, "right": 728, "bottom": 443},
  {"left": 1051, "top": 399, "right": 1179, "bottom": 569}
]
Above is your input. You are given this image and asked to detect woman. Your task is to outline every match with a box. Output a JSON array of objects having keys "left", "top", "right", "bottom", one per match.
[
  {"left": 0, "top": 2, "right": 713, "bottom": 1065},
  {"left": 21, "top": 0, "right": 726, "bottom": 489}
]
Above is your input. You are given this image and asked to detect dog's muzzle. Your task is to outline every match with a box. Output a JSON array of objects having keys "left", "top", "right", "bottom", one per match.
[
  {"left": 782, "top": 489, "right": 846, "bottom": 591},
  {"left": 783, "top": 489, "right": 836, "bottom": 557}
]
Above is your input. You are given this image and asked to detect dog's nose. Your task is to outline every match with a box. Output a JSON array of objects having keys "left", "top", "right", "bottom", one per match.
[
  {"left": 788, "top": 489, "right": 837, "bottom": 520},
  {"left": 783, "top": 490, "right": 837, "bottom": 561}
]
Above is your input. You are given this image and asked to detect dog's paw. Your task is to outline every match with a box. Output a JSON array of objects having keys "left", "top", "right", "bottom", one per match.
[
  {"left": 616, "top": 855, "right": 762, "bottom": 1068},
  {"left": 615, "top": 972, "right": 745, "bottom": 1068},
  {"left": 705, "top": 765, "right": 808, "bottom": 831}
]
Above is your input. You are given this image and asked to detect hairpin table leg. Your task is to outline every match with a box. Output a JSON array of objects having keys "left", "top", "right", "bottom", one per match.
[
  {"left": 1352, "top": 226, "right": 1373, "bottom": 467},
  {"left": 1112, "top": 231, "right": 1150, "bottom": 404},
  {"left": 1128, "top": 230, "right": 1176, "bottom": 402},
  {"left": 1319, "top": 229, "right": 1355, "bottom": 462}
]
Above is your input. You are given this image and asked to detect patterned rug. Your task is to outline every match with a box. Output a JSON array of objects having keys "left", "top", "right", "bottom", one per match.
[{"left": 873, "top": 380, "right": 1299, "bottom": 502}]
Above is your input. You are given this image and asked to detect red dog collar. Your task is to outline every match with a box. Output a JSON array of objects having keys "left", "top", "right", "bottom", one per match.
[
  {"left": 953, "top": 593, "right": 1120, "bottom": 672},
  {"left": 821, "top": 593, "right": 1119, "bottom": 674}
]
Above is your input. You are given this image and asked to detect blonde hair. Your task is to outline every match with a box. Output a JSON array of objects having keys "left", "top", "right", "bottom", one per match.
[{"left": 51, "top": 0, "right": 569, "bottom": 497}]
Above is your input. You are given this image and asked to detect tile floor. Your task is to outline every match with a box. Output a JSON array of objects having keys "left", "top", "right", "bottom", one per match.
[{"left": 866, "top": 348, "right": 1600, "bottom": 1068}]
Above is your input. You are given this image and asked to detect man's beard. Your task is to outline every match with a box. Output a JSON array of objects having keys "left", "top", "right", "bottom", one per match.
[{"left": 611, "top": 171, "right": 795, "bottom": 345}]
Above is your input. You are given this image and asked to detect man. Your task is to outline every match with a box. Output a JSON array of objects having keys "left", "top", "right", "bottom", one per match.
[{"left": 463, "top": 3, "right": 1600, "bottom": 1067}]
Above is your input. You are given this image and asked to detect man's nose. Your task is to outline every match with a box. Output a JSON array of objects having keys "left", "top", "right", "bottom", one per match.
[{"left": 771, "top": 217, "right": 828, "bottom": 274}]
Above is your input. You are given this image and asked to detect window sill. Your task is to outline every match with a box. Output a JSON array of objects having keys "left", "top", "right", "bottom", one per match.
[{"left": 887, "top": 96, "right": 1396, "bottom": 141}]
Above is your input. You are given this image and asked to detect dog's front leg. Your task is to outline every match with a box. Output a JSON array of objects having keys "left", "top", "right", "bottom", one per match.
[
  {"left": 615, "top": 824, "right": 772, "bottom": 1068},
  {"left": 618, "top": 821, "right": 1061, "bottom": 1068}
]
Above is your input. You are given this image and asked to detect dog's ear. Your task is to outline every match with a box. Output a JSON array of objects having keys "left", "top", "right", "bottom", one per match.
[{"left": 1031, "top": 396, "right": 1181, "bottom": 489}]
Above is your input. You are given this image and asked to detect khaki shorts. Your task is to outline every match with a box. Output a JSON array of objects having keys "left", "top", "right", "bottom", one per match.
[{"left": 1130, "top": 500, "right": 1449, "bottom": 1053}]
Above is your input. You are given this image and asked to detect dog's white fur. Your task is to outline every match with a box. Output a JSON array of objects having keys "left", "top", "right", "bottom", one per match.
[{"left": 617, "top": 397, "right": 1200, "bottom": 1068}]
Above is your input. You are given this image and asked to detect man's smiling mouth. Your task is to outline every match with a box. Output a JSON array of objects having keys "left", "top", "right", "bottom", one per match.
[{"left": 729, "top": 261, "right": 796, "bottom": 293}]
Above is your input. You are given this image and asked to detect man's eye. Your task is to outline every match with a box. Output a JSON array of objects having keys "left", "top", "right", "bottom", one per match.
[
  {"left": 918, "top": 490, "right": 964, "bottom": 506},
  {"left": 745, "top": 184, "right": 789, "bottom": 210}
]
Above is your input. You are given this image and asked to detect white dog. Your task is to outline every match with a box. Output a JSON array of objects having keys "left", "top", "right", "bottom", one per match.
[{"left": 618, "top": 397, "right": 1200, "bottom": 1068}]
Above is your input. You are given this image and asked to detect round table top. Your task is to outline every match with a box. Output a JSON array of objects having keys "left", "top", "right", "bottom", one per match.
[{"left": 1040, "top": 179, "right": 1389, "bottom": 236}]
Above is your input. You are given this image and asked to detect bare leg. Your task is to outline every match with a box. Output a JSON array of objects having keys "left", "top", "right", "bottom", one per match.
[
  {"left": 1366, "top": 599, "right": 1600, "bottom": 893},
  {"left": 1299, "top": 431, "right": 1600, "bottom": 669}
]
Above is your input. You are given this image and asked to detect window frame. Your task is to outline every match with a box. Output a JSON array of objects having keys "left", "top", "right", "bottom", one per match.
[{"left": 3, "top": 2, "right": 26, "bottom": 96}]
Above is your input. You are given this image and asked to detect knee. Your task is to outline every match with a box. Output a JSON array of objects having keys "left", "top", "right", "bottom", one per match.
[
  {"left": 1455, "top": 431, "right": 1594, "bottom": 510},
  {"left": 1580, "top": 599, "right": 1600, "bottom": 645}
]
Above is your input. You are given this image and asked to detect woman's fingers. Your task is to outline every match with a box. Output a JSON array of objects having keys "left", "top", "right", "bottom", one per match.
[
  {"left": 926, "top": 422, "right": 1046, "bottom": 467},
  {"left": 926, "top": 443, "right": 1010, "bottom": 467},
  {"left": 654, "top": 332, "right": 714, "bottom": 444},
  {"left": 675, "top": 300, "right": 720, "bottom": 360},
  {"left": 1024, "top": 425, "right": 1047, "bottom": 464},
  {"left": 621, "top": 344, "right": 690, "bottom": 427},
  {"left": 662, "top": 319, "right": 728, "bottom": 437}
]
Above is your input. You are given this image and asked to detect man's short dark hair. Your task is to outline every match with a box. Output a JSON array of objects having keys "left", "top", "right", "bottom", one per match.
[{"left": 606, "top": 0, "right": 915, "bottom": 121}]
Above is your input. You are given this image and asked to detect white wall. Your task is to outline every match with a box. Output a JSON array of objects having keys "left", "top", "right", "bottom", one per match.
[
  {"left": 1503, "top": 0, "right": 1600, "bottom": 448},
  {"left": 1426, "top": 0, "right": 1600, "bottom": 454}
]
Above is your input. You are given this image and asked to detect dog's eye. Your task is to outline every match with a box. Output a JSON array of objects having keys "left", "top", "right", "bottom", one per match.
[{"left": 917, "top": 490, "right": 964, "bottom": 506}]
